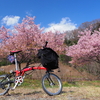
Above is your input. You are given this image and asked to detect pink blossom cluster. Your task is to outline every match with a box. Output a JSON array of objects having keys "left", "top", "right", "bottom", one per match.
[{"left": 67, "top": 28, "right": 100, "bottom": 65}]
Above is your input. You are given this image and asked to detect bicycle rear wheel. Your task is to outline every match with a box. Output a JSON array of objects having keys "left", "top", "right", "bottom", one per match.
[
  {"left": 0, "top": 75, "right": 11, "bottom": 95},
  {"left": 42, "top": 73, "right": 62, "bottom": 96}
]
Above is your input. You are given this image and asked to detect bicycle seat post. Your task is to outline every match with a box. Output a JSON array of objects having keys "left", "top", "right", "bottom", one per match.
[{"left": 14, "top": 53, "right": 19, "bottom": 71}]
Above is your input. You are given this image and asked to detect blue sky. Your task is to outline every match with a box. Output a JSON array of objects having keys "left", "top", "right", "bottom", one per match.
[{"left": 0, "top": 0, "right": 100, "bottom": 33}]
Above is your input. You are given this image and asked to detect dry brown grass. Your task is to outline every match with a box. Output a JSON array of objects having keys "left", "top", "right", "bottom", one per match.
[{"left": 0, "top": 86, "right": 100, "bottom": 100}]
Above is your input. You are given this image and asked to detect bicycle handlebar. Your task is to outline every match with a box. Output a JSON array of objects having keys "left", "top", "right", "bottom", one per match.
[{"left": 43, "top": 41, "right": 48, "bottom": 48}]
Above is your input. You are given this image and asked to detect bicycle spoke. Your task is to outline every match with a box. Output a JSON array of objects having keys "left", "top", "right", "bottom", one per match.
[
  {"left": 42, "top": 73, "right": 62, "bottom": 96},
  {"left": 0, "top": 75, "right": 11, "bottom": 95}
]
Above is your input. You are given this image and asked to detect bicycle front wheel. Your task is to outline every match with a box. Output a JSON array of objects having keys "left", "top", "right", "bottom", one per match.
[
  {"left": 0, "top": 75, "right": 10, "bottom": 95},
  {"left": 42, "top": 73, "right": 62, "bottom": 96}
]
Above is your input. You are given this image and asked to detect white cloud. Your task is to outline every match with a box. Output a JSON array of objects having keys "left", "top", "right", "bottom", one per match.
[
  {"left": 26, "top": 10, "right": 32, "bottom": 16},
  {"left": 2, "top": 16, "right": 20, "bottom": 26},
  {"left": 44, "top": 17, "right": 77, "bottom": 33}
]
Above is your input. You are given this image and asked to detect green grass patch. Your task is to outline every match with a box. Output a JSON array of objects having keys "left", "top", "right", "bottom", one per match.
[
  {"left": 63, "top": 80, "right": 100, "bottom": 87},
  {"left": 0, "top": 71, "right": 7, "bottom": 75},
  {"left": 19, "top": 78, "right": 42, "bottom": 89},
  {"left": 63, "top": 81, "right": 79, "bottom": 87},
  {"left": 18, "top": 78, "right": 100, "bottom": 89}
]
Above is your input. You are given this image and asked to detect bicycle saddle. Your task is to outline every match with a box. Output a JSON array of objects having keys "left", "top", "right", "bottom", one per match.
[{"left": 10, "top": 50, "right": 22, "bottom": 54}]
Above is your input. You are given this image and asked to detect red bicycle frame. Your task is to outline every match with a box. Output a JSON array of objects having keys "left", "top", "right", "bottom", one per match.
[{"left": 15, "top": 66, "right": 47, "bottom": 76}]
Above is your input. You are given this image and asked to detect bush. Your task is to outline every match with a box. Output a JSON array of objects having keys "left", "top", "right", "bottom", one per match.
[
  {"left": 0, "top": 58, "right": 11, "bottom": 67},
  {"left": 59, "top": 54, "right": 71, "bottom": 65}
]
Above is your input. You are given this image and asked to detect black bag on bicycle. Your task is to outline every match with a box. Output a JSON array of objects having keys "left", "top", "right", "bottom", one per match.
[{"left": 37, "top": 48, "right": 59, "bottom": 70}]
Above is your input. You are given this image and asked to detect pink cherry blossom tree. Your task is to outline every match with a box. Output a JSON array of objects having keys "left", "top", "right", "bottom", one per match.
[
  {"left": 66, "top": 28, "right": 100, "bottom": 65},
  {"left": 0, "top": 16, "right": 66, "bottom": 60},
  {"left": 0, "top": 26, "right": 12, "bottom": 57}
]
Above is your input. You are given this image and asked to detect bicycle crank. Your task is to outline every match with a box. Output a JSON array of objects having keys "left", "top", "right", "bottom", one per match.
[
  {"left": 11, "top": 76, "right": 24, "bottom": 90},
  {"left": 15, "top": 76, "right": 24, "bottom": 86}
]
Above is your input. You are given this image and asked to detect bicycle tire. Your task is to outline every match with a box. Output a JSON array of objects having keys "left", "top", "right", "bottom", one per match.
[
  {"left": 42, "top": 73, "right": 62, "bottom": 96},
  {"left": 0, "top": 75, "right": 11, "bottom": 95}
]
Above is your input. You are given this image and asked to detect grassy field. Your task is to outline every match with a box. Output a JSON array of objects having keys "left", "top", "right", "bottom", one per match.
[
  {"left": 0, "top": 77, "right": 99, "bottom": 100},
  {"left": 0, "top": 63, "right": 100, "bottom": 99}
]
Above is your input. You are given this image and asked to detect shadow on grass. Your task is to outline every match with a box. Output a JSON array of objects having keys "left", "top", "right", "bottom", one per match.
[
  {"left": 24, "top": 91, "right": 42, "bottom": 95},
  {"left": 6, "top": 91, "right": 42, "bottom": 96}
]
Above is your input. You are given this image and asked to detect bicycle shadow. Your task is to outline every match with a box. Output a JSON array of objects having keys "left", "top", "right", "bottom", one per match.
[
  {"left": 61, "top": 90, "right": 75, "bottom": 94},
  {"left": 23, "top": 91, "right": 42, "bottom": 95},
  {"left": 23, "top": 90, "right": 73, "bottom": 96},
  {"left": 6, "top": 91, "right": 42, "bottom": 96}
]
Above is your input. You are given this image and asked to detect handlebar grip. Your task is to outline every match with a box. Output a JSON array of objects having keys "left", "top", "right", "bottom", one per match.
[{"left": 43, "top": 41, "right": 48, "bottom": 48}]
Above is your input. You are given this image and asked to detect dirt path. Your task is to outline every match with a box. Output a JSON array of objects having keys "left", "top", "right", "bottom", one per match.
[{"left": 0, "top": 86, "right": 100, "bottom": 100}]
